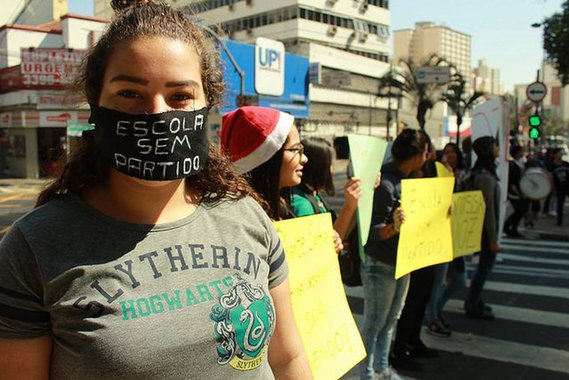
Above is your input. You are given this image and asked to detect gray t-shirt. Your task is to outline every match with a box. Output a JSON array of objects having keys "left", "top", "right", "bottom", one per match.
[{"left": 0, "top": 194, "right": 288, "bottom": 379}]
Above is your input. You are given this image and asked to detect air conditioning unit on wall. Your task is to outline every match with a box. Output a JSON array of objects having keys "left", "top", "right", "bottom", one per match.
[
  {"left": 359, "top": 2, "right": 368, "bottom": 13},
  {"left": 327, "top": 25, "right": 338, "bottom": 36},
  {"left": 358, "top": 32, "right": 368, "bottom": 42}
]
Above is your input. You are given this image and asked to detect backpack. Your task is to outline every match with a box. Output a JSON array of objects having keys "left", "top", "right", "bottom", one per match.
[{"left": 300, "top": 188, "right": 362, "bottom": 287}]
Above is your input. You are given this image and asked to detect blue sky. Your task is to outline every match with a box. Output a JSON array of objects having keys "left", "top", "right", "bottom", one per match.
[{"left": 67, "top": 0, "right": 565, "bottom": 92}]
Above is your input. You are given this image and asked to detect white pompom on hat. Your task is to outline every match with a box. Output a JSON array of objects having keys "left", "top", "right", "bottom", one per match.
[{"left": 220, "top": 106, "right": 294, "bottom": 174}]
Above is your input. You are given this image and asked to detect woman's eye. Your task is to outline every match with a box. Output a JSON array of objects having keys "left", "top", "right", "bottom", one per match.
[
  {"left": 170, "top": 93, "right": 193, "bottom": 102},
  {"left": 118, "top": 90, "right": 140, "bottom": 98}
]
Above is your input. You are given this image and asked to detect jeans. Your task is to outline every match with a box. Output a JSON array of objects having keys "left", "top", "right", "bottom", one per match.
[
  {"left": 438, "top": 257, "right": 467, "bottom": 312},
  {"left": 358, "top": 257, "right": 410, "bottom": 379},
  {"left": 466, "top": 234, "right": 496, "bottom": 307},
  {"left": 425, "top": 262, "right": 448, "bottom": 323},
  {"left": 393, "top": 265, "right": 435, "bottom": 355}
]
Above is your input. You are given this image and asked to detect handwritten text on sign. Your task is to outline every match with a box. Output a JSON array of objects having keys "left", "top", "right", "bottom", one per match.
[
  {"left": 451, "top": 191, "right": 486, "bottom": 258},
  {"left": 396, "top": 177, "right": 455, "bottom": 279},
  {"left": 274, "top": 214, "right": 366, "bottom": 380}
]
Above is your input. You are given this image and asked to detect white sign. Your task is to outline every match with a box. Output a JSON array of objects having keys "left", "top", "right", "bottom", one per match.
[
  {"left": 39, "top": 111, "right": 77, "bottom": 127},
  {"left": 470, "top": 97, "right": 510, "bottom": 242},
  {"left": 526, "top": 81, "right": 547, "bottom": 103},
  {"left": 415, "top": 66, "right": 451, "bottom": 84},
  {"left": 255, "top": 37, "right": 285, "bottom": 96}
]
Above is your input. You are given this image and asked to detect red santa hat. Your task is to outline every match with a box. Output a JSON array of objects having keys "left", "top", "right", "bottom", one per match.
[{"left": 221, "top": 106, "right": 294, "bottom": 174}]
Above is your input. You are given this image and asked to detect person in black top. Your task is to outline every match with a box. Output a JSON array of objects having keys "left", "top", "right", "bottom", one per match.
[
  {"left": 358, "top": 129, "right": 430, "bottom": 380},
  {"left": 504, "top": 145, "right": 529, "bottom": 237},
  {"left": 551, "top": 148, "right": 569, "bottom": 226}
]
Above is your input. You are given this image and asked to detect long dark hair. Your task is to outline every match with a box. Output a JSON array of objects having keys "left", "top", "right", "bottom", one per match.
[
  {"left": 443, "top": 142, "right": 464, "bottom": 170},
  {"left": 472, "top": 136, "right": 497, "bottom": 177},
  {"left": 245, "top": 148, "right": 287, "bottom": 220},
  {"left": 36, "top": 1, "right": 260, "bottom": 207},
  {"left": 391, "top": 128, "right": 430, "bottom": 163},
  {"left": 299, "top": 137, "right": 335, "bottom": 196}
]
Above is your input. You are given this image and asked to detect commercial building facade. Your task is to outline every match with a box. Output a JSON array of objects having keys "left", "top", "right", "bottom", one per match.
[
  {"left": 96, "top": 0, "right": 395, "bottom": 139},
  {"left": 0, "top": 15, "right": 107, "bottom": 178}
]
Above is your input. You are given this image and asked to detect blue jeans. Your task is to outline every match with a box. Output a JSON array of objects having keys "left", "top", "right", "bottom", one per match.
[
  {"left": 425, "top": 262, "right": 448, "bottom": 323},
  {"left": 358, "top": 257, "right": 410, "bottom": 379},
  {"left": 439, "top": 257, "right": 467, "bottom": 312},
  {"left": 425, "top": 258, "right": 468, "bottom": 321},
  {"left": 467, "top": 234, "right": 495, "bottom": 306}
]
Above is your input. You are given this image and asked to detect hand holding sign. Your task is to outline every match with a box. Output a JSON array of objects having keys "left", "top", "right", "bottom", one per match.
[{"left": 395, "top": 177, "right": 455, "bottom": 279}]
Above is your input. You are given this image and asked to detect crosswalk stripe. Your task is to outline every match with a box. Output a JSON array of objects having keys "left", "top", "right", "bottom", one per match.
[
  {"left": 497, "top": 253, "right": 569, "bottom": 267},
  {"left": 482, "top": 281, "right": 569, "bottom": 300},
  {"left": 468, "top": 262, "right": 569, "bottom": 277},
  {"left": 345, "top": 277, "right": 569, "bottom": 300},
  {"left": 482, "top": 266, "right": 569, "bottom": 280},
  {"left": 499, "top": 244, "right": 569, "bottom": 255},
  {"left": 422, "top": 330, "right": 569, "bottom": 375},
  {"left": 444, "top": 299, "right": 569, "bottom": 329},
  {"left": 501, "top": 239, "right": 569, "bottom": 249}
]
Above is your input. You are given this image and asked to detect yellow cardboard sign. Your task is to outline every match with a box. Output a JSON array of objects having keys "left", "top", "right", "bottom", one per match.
[
  {"left": 274, "top": 214, "right": 366, "bottom": 380},
  {"left": 396, "top": 177, "right": 455, "bottom": 279},
  {"left": 451, "top": 191, "right": 486, "bottom": 258},
  {"left": 435, "top": 161, "right": 454, "bottom": 177}
]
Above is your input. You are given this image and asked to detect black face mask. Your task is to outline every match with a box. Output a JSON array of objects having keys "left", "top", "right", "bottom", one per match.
[{"left": 89, "top": 105, "right": 210, "bottom": 181}]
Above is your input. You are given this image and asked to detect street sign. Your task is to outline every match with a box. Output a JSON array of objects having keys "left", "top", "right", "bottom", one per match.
[
  {"left": 415, "top": 66, "right": 451, "bottom": 84},
  {"left": 526, "top": 81, "right": 547, "bottom": 103}
]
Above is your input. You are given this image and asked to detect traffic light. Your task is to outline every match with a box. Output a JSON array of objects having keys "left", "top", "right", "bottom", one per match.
[{"left": 528, "top": 114, "right": 541, "bottom": 140}]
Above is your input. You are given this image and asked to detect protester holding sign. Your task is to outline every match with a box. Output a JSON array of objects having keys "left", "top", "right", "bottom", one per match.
[
  {"left": 290, "top": 137, "right": 362, "bottom": 240},
  {"left": 392, "top": 137, "right": 443, "bottom": 370},
  {"left": 358, "top": 129, "right": 430, "bottom": 380},
  {"left": 463, "top": 136, "right": 501, "bottom": 320},
  {"left": 425, "top": 142, "right": 469, "bottom": 337},
  {"left": 0, "top": 2, "right": 312, "bottom": 378}
]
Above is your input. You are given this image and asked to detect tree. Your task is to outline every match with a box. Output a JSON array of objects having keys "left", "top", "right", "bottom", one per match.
[
  {"left": 543, "top": 1, "right": 569, "bottom": 85},
  {"left": 379, "top": 54, "right": 448, "bottom": 130},
  {"left": 441, "top": 73, "right": 486, "bottom": 147}
]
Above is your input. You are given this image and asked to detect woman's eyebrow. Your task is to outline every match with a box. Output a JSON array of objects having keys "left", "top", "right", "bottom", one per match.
[
  {"left": 108, "top": 76, "right": 199, "bottom": 89},
  {"left": 110, "top": 74, "right": 148, "bottom": 85},
  {"left": 165, "top": 80, "right": 200, "bottom": 88}
]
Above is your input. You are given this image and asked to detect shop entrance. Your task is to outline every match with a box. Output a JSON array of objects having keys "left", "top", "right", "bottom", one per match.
[{"left": 37, "top": 128, "right": 67, "bottom": 178}]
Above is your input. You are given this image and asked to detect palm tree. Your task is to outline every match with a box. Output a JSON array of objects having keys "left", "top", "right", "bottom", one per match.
[
  {"left": 379, "top": 54, "right": 449, "bottom": 130},
  {"left": 441, "top": 73, "right": 486, "bottom": 147}
]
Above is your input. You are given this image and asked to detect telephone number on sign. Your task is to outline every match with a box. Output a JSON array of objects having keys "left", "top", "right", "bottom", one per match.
[{"left": 22, "top": 74, "right": 73, "bottom": 86}]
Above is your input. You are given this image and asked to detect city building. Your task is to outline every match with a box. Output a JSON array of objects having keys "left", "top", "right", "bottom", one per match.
[
  {"left": 1, "top": 0, "right": 68, "bottom": 26},
  {"left": 393, "top": 22, "right": 473, "bottom": 143},
  {"left": 473, "top": 59, "right": 502, "bottom": 96},
  {"left": 394, "top": 22, "right": 471, "bottom": 88},
  {"left": 95, "top": 0, "right": 395, "bottom": 140},
  {"left": 0, "top": 14, "right": 108, "bottom": 178}
]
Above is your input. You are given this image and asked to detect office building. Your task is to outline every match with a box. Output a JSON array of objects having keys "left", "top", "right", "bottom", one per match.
[{"left": 473, "top": 59, "right": 502, "bottom": 96}]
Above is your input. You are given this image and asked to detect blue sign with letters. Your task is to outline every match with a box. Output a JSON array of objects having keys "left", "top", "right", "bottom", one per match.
[{"left": 219, "top": 40, "right": 309, "bottom": 119}]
